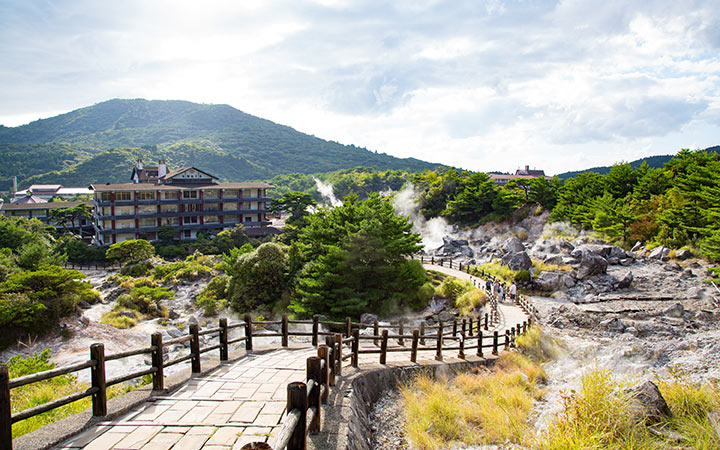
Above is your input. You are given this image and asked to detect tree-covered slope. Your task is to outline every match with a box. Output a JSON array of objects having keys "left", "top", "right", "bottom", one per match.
[
  {"left": 0, "top": 98, "right": 440, "bottom": 189},
  {"left": 555, "top": 146, "right": 720, "bottom": 180}
]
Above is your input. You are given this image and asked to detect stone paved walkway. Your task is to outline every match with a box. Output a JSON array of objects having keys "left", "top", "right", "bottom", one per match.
[{"left": 53, "top": 266, "right": 528, "bottom": 450}]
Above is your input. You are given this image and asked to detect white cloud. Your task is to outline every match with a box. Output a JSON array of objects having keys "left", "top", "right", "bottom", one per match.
[{"left": 0, "top": 0, "right": 719, "bottom": 174}]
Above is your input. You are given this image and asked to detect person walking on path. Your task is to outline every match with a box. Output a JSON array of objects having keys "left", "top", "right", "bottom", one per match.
[{"left": 510, "top": 282, "right": 517, "bottom": 301}]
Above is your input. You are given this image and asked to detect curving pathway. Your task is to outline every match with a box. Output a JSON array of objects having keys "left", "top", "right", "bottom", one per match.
[{"left": 53, "top": 265, "right": 527, "bottom": 450}]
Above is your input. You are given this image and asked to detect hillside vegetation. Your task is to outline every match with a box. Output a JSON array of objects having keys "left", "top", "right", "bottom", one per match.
[{"left": 0, "top": 98, "right": 439, "bottom": 190}]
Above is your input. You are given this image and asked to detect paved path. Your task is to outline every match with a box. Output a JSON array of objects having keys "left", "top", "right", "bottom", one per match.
[{"left": 54, "top": 265, "right": 528, "bottom": 450}]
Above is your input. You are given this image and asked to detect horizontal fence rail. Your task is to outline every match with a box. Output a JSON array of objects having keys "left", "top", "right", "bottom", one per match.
[{"left": 1, "top": 258, "right": 536, "bottom": 450}]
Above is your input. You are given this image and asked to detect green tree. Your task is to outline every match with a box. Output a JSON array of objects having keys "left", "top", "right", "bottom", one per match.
[
  {"left": 48, "top": 204, "right": 93, "bottom": 234},
  {"left": 442, "top": 172, "right": 498, "bottom": 223},
  {"left": 158, "top": 225, "right": 178, "bottom": 244},
  {"left": 291, "top": 194, "right": 424, "bottom": 318},
  {"left": 225, "top": 242, "right": 290, "bottom": 311},
  {"left": 106, "top": 239, "right": 155, "bottom": 264},
  {"left": 591, "top": 193, "right": 640, "bottom": 246},
  {"left": 14, "top": 241, "right": 67, "bottom": 271},
  {"left": 271, "top": 192, "right": 317, "bottom": 224}
]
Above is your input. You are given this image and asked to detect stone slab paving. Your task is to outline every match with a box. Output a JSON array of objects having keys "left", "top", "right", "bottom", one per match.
[{"left": 54, "top": 265, "right": 528, "bottom": 450}]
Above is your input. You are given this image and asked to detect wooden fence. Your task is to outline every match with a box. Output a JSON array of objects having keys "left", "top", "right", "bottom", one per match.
[{"left": 1, "top": 259, "right": 537, "bottom": 450}]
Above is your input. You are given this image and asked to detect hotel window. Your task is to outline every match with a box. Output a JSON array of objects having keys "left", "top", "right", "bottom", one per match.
[
  {"left": 204, "top": 203, "right": 220, "bottom": 212},
  {"left": 139, "top": 218, "right": 155, "bottom": 227},
  {"left": 116, "top": 192, "right": 131, "bottom": 201},
  {"left": 137, "top": 191, "right": 156, "bottom": 200},
  {"left": 244, "top": 216, "right": 253, "bottom": 223},
  {"left": 205, "top": 216, "right": 219, "bottom": 223},
  {"left": 164, "top": 217, "right": 180, "bottom": 225},
  {"left": 163, "top": 191, "right": 179, "bottom": 200},
  {"left": 182, "top": 190, "right": 198, "bottom": 199},
  {"left": 184, "top": 216, "right": 198, "bottom": 224},
  {"left": 161, "top": 205, "right": 178, "bottom": 213},
  {"left": 101, "top": 192, "right": 112, "bottom": 202},
  {"left": 203, "top": 190, "right": 218, "bottom": 199},
  {"left": 138, "top": 205, "right": 155, "bottom": 214},
  {"left": 224, "top": 189, "right": 239, "bottom": 198}
]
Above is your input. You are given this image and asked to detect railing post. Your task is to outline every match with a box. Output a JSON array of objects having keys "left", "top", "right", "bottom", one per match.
[
  {"left": 484, "top": 313, "right": 489, "bottom": 330},
  {"left": 312, "top": 315, "right": 319, "bottom": 347},
  {"left": 219, "top": 318, "right": 228, "bottom": 361},
  {"left": 435, "top": 322, "right": 443, "bottom": 361},
  {"left": 282, "top": 314, "right": 289, "bottom": 347},
  {"left": 190, "top": 323, "right": 201, "bottom": 373},
  {"left": 505, "top": 330, "right": 511, "bottom": 350},
  {"left": 352, "top": 329, "right": 360, "bottom": 368},
  {"left": 380, "top": 330, "right": 389, "bottom": 365},
  {"left": 431, "top": 256, "right": 434, "bottom": 264},
  {"left": 345, "top": 317, "right": 352, "bottom": 338},
  {"left": 461, "top": 319, "right": 466, "bottom": 337},
  {"left": 477, "top": 330, "right": 483, "bottom": 357},
  {"left": 1, "top": 364, "right": 11, "bottom": 450},
  {"left": 151, "top": 332, "right": 165, "bottom": 391},
  {"left": 398, "top": 321, "right": 404, "bottom": 346},
  {"left": 492, "top": 331, "right": 499, "bottom": 355},
  {"left": 325, "top": 337, "right": 336, "bottom": 386},
  {"left": 411, "top": 330, "right": 419, "bottom": 363},
  {"left": 90, "top": 343, "right": 107, "bottom": 416},
  {"left": 334, "top": 333, "right": 342, "bottom": 377},
  {"left": 458, "top": 336, "right": 465, "bottom": 359},
  {"left": 452, "top": 320, "right": 457, "bottom": 337},
  {"left": 373, "top": 321, "right": 379, "bottom": 346},
  {"left": 468, "top": 317, "right": 473, "bottom": 336},
  {"left": 317, "top": 345, "right": 330, "bottom": 403},
  {"left": 307, "top": 357, "right": 322, "bottom": 434},
  {"left": 420, "top": 322, "right": 425, "bottom": 346},
  {"left": 287, "top": 382, "right": 307, "bottom": 450},
  {"left": 244, "top": 314, "right": 253, "bottom": 351}
]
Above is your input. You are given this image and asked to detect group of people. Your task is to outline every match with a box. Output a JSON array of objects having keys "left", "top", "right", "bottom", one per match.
[{"left": 484, "top": 277, "right": 517, "bottom": 303}]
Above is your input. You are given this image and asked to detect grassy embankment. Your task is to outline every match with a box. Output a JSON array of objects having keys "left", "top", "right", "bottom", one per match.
[{"left": 401, "top": 325, "right": 720, "bottom": 449}]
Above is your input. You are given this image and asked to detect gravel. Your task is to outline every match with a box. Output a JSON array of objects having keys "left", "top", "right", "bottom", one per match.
[{"left": 369, "top": 389, "right": 410, "bottom": 450}]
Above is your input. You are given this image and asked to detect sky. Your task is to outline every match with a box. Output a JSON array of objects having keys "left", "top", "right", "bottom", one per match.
[{"left": 1, "top": 0, "right": 719, "bottom": 175}]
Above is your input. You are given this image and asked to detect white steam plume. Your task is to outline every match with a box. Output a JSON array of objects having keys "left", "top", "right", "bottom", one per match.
[
  {"left": 313, "top": 177, "right": 342, "bottom": 207},
  {"left": 392, "top": 183, "right": 450, "bottom": 252}
]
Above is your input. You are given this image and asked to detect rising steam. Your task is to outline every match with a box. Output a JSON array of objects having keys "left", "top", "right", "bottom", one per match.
[
  {"left": 392, "top": 184, "right": 450, "bottom": 252},
  {"left": 313, "top": 177, "right": 342, "bottom": 207}
]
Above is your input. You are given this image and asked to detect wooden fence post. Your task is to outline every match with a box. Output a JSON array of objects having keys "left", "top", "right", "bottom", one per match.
[
  {"left": 492, "top": 331, "right": 499, "bottom": 355},
  {"left": 373, "top": 321, "right": 380, "bottom": 346},
  {"left": 219, "top": 318, "right": 228, "bottom": 361},
  {"left": 325, "top": 337, "right": 336, "bottom": 387},
  {"left": 398, "top": 321, "right": 404, "bottom": 346},
  {"left": 345, "top": 317, "right": 352, "bottom": 338},
  {"left": 477, "top": 330, "right": 483, "bottom": 357},
  {"left": 1, "top": 364, "right": 11, "bottom": 450},
  {"left": 282, "top": 314, "right": 289, "bottom": 347},
  {"left": 90, "top": 343, "right": 107, "bottom": 416},
  {"left": 287, "top": 382, "right": 307, "bottom": 450},
  {"left": 307, "top": 357, "right": 322, "bottom": 434},
  {"left": 452, "top": 320, "right": 457, "bottom": 337},
  {"left": 435, "top": 322, "right": 443, "bottom": 361},
  {"left": 461, "top": 319, "right": 466, "bottom": 337},
  {"left": 190, "top": 324, "right": 201, "bottom": 373},
  {"left": 468, "top": 317, "right": 473, "bottom": 336},
  {"left": 458, "top": 336, "right": 465, "bottom": 359},
  {"left": 244, "top": 314, "right": 253, "bottom": 351},
  {"left": 380, "top": 330, "right": 389, "bottom": 365},
  {"left": 484, "top": 313, "right": 489, "bottom": 330},
  {"left": 312, "top": 315, "right": 319, "bottom": 347},
  {"left": 352, "top": 329, "right": 360, "bottom": 368},
  {"left": 420, "top": 322, "right": 425, "bottom": 346},
  {"left": 505, "top": 330, "right": 511, "bottom": 350},
  {"left": 411, "top": 330, "right": 419, "bottom": 363},
  {"left": 151, "top": 332, "right": 164, "bottom": 391},
  {"left": 317, "top": 345, "right": 329, "bottom": 403},
  {"left": 334, "top": 334, "right": 342, "bottom": 377}
]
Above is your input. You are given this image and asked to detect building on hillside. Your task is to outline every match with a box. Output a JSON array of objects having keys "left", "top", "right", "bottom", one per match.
[
  {"left": 489, "top": 165, "right": 552, "bottom": 186},
  {"left": 0, "top": 201, "right": 94, "bottom": 236},
  {"left": 90, "top": 161, "right": 274, "bottom": 245},
  {"left": 11, "top": 184, "right": 93, "bottom": 204}
]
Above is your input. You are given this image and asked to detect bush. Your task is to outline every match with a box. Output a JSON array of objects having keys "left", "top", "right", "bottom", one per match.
[
  {"left": 120, "top": 261, "right": 153, "bottom": 277},
  {"left": 100, "top": 309, "right": 141, "bottom": 329},
  {"left": 106, "top": 239, "right": 155, "bottom": 264},
  {"left": 515, "top": 324, "right": 563, "bottom": 363},
  {"left": 152, "top": 254, "right": 215, "bottom": 282},
  {"left": 455, "top": 289, "right": 488, "bottom": 316},
  {"left": 435, "top": 277, "right": 474, "bottom": 300}
]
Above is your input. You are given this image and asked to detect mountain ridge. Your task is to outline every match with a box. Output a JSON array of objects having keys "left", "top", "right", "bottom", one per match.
[{"left": 0, "top": 99, "right": 441, "bottom": 190}]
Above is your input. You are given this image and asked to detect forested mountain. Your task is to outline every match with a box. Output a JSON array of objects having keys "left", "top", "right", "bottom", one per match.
[
  {"left": 556, "top": 146, "right": 720, "bottom": 180},
  {"left": 0, "top": 99, "right": 440, "bottom": 190}
]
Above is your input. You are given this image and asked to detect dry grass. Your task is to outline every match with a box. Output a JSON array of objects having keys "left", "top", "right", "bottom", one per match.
[
  {"left": 455, "top": 289, "right": 488, "bottom": 316},
  {"left": 515, "top": 324, "right": 564, "bottom": 363},
  {"left": 532, "top": 260, "right": 572, "bottom": 273},
  {"left": 401, "top": 352, "right": 545, "bottom": 449}
]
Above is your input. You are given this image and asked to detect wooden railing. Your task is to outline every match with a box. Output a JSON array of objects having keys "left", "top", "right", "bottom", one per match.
[
  {"left": 2, "top": 257, "right": 537, "bottom": 449},
  {"left": 64, "top": 262, "right": 121, "bottom": 271}
]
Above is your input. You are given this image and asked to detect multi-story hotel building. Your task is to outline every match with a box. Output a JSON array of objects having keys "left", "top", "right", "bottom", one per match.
[{"left": 91, "top": 161, "right": 273, "bottom": 245}]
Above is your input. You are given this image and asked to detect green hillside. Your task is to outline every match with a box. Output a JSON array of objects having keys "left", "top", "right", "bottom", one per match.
[
  {"left": 556, "top": 145, "right": 720, "bottom": 180},
  {"left": 0, "top": 99, "right": 440, "bottom": 190}
]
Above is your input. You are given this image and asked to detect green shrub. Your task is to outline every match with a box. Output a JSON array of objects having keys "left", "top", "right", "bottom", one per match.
[
  {"left": 195, "top": 296, "right": 227, "bottom": 316},
  {"left": 455, "top": 289, "right": 488, "bottom": 316},
  {"left": 152, "top": 255, "right": 214, "bottom": 282},
  {"left": 120, "top": 260, "right": 153, "bottom": 277},
  {"left": 106, "top": 239, "right": 155, "bottom": 264},
  {"left": 514, "top": 270, "right": 531, "bottom": 282},
  {"left": 436, "top": 277, "right": 474, "bottom": 300},
  {"left": 101, "top": 309, "right": 141, "bottom": 328}
]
